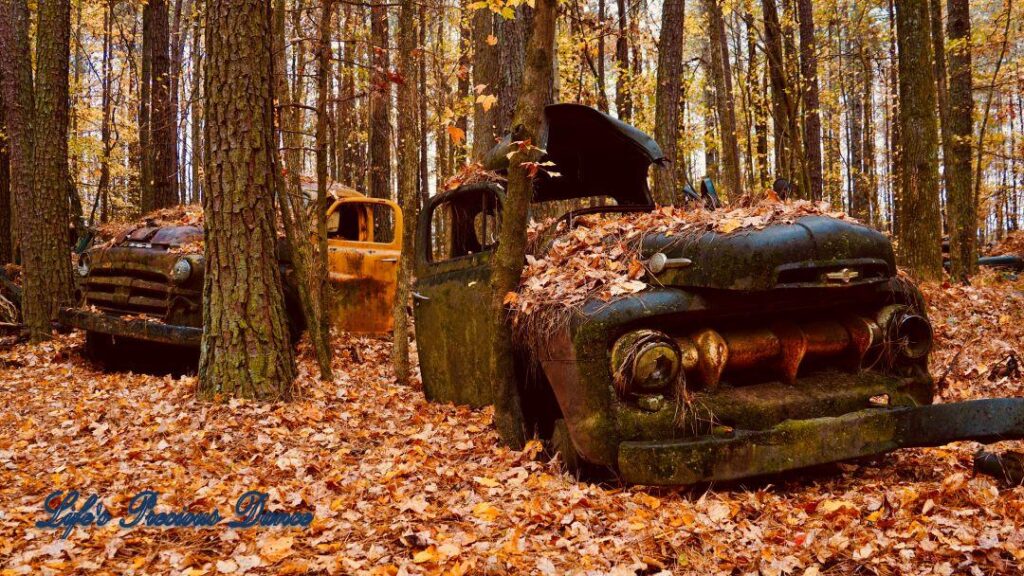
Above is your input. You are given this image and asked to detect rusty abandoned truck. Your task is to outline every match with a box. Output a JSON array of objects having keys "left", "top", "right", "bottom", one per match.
[
  {"left": 413, "top": 103, "right": 1024, "bottom": 485},
  {"left": 59, "top": 186, "right": 401, "bottom": 357}
]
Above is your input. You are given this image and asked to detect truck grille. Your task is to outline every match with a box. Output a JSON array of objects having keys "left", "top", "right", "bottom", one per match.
[{"left": 83, "top": 268, "right": 173, "bottom": 317}]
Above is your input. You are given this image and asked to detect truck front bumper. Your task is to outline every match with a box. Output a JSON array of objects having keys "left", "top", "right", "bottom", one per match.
[
  {"left": 58, "top": 307, "right": 202, "bottom": 347},
  {"left": 618, "top": 398, "right": 1024, "bottom": 485}
]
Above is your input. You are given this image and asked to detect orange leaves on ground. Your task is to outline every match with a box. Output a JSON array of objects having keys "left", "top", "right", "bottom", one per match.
[{"left": 0, "top": 269, "right": 1023, "bottom": 574}]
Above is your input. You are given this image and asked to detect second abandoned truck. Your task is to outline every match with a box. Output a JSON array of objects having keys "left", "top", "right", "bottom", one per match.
[
  {"left": 59, "top": 186, "right": 402, "bottom": 356},
  {"left": 414, "top": 103, "right": 1024, "bottom": 485}
]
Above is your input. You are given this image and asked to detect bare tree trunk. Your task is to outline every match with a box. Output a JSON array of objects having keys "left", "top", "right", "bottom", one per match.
[
  {"left": 170, "top": 0, "right": 191, "bottom": 202},
  {"left": 706, "top": 0, "right": 742, "bottom": 199},
  {"left": 497, "top": 6, "right": 531, "bottom": 131},
  {"left": 614, "top": 0, "right": 631, "bottom": 120},
  {"left": 369, "top": 0, "right": 392, "bottom": 199},
  {"left": 147, "top": 0, "right": 177, "bottom": 210},
  {"left": 393, "top": 0, "right": 419, "bottom": 384},
  {"left": 0, "top": 87, "right": 9, "bottom": 264},
  {"left": 945, "top": 0, "right": 976, "bottom": 278},
  {"left": 311, "top": 0, "right": 335, "bottom": 378},
  {"left": 488, "top": 0, "right": 556, "bottom": 448},
  {"left": 895, "top": 0, "right": 943, "bottom": 280},
  {"left": 454, "top": 0, "right": 470, "bottom": 166},
  {"left": 189, "top": 0, "right": 203, "bottom": 203},
  {"left": 596, "top": 0, "right": 608, "bottom": 112},
  {"left": 273, "top": 0, "right": 333, "bottom": 380},
  {"left": 763, "top": 0, "right": 792, "bottom": 182},
  {"left": 140, "top": 0, "right": 153, "bottom": 211},
  {"left": 797, "top": 0, "right": 823, "bottom": 200},
  {"left": 652, "top": 0, "right": 684, "bottom": 205},
  {"left": 472, "top": 6, "right": 499, "bottom": 158},
  {"left": 97, "top": 0, "right": 115, "bottom": 221},
  {"left": 33, "top": 0, "right": 75, "bottom": 337},
  {"left": 200, "top": 0, "right": 295, "bottom": 399}
]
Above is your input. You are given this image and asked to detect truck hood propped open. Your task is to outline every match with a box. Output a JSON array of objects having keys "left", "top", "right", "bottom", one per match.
[{"left": 482, "top": 103, "right": 665, "bottom": 206}]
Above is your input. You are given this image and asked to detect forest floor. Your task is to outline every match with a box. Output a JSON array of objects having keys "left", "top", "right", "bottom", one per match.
[{"left": 1, "top": 272, "right": 1024, "bottom": 575}]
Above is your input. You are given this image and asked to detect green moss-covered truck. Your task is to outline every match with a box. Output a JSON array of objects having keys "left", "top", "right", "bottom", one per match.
[{"left": 413, "top": 103, "right": 1024, "bottom": 485}]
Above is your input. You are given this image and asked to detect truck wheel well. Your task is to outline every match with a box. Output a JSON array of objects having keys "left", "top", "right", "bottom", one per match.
[{"left": 516, "top": 354, "right": 563, "bottom": 441}]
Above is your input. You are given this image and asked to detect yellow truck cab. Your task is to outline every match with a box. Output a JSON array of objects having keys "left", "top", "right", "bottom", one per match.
[{"left": 324, "top": 186, "right": 403, "bottom": 334}]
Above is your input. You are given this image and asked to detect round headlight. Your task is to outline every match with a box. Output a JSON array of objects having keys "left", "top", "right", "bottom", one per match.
[
  {"left": 77, "top": 253, "right": 90, "bottom": 277},
  {"left": 611, "top": 329, "right": 681, "bottom": 397},
  {"left": 170, "top": 257, "right": 192, "bottom": 284}
]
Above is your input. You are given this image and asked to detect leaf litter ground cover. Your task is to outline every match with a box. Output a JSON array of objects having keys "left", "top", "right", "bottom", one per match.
[{"left": 1, "top": 273, "right": 1024, "bottom": 575}]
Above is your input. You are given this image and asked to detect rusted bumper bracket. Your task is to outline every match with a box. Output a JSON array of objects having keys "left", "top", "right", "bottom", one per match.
[
  {"left": 618, "top": 398, "right": 1024, "bottom": 485},
  {"left": 58, "top": 307, "right": 202, "bottom": 347}
]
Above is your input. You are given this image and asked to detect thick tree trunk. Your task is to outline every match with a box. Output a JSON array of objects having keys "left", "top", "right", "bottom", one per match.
[
  {"left": 652, "top": 0, "right": 684, "bottom": 205},
  {"left": 200, "top": 0, "right": 295, "bottom": 399},
  {"left": 488, "top": 0, "right": 556, "bottom": 448},
  {"left": 894, "top": 0, "right": 943, "bottom": 280},
  {"left": 945, "top": 0, "right": 975, "bottom": 279},
  {"left": 145, "top": 0, "right": 177, "bottom": 211},
  {"left": 472, "top": 7, "right": 499, "bottom": 158},
  {"left": 393, "top": 0, "right": 419, "bottom": 384},
  {"left": 369, "top": 0, "right": 392, "bottom": 199},
  {"left": 796, "top": 0, "right": 823, "bottom": 200},
  {"left": 31, "top": 0, "right": 75, "bottom": 338},
  {"left": 0, "top": 0, "right": 34, "bottom": 277},
  {"left": 497, "top": 7, "right": 532, "bottom": 132},
  {"left": 706, "top": 0, "right": 742, "bottom": 199}
]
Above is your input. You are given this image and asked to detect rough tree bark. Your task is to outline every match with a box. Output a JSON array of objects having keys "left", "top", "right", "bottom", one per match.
[
  {"left": 894, "top": 0, "right": 943, "bottom": 280},
  {"left": 796, "top": 0, "right": 823, "bottom": 200},
  {"left": 33, "top": 0, "right": 76, "bottom": 337},
  {"left": 200, "top": 0, "right": 295, "bottom": 399},
  {"left": 488, "top": 0, "right": 556, "bottom": 448},
  {"left": 497, "top": 6, "right": 532, "bottom": 131},
  {"left": 311, "top": 0, "right": 335, "bottom": 378},
  {"left": 144, "top": 0, "right": 177, "bottom": 211},
  {"left": 945, "top": 0, "right": 976, "bottom": 279},
  {"left": 763, "top": 0, "right": 798, "bottom": 186},
  {"left": 652, "top": 0, "right": 684, "bottom": 205},
  {"left": 472, "top": 6, "right": 499, "bottom": 159},
  {"left": 369, "top": 0, "right": 392, "bottom": 199},
  {"left": 0, "top": 80, "right": 10, "bottom": 265},
  {"left": 393, "top": 0, "right": 419, "bottom": 384},
  {"left": 706, "top": 0, "right": 742, "bottom": 199}
]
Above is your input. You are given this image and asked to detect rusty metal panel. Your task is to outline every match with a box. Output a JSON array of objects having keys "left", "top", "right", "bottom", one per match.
[{"left": 325, "top": 197, "right": 403, "bottom": 335}]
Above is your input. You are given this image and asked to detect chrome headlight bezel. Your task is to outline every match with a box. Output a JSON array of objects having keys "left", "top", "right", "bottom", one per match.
[
  {"left": 170, "top": 257, "right": 193, "bottom": 284},
  {"left": 77, "top": 253, "right": 91, "bottom": 277}
]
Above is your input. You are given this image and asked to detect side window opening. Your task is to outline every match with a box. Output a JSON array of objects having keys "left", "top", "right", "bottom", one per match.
[
  {"left": 327, "top": 203, "right": 396, "bottom": 244},
  {"left": 430, "top": 187, "right": 502, "bottom": 262}
]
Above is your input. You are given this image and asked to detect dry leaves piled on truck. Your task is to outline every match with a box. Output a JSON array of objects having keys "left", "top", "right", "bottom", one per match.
[{"left": 511, "top": 199, "right": 855, "bottom": 329}]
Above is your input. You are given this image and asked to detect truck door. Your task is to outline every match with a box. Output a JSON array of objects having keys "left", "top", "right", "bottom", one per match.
[
  {"left": 413, "top": 183, "right": 503, "bottom": 407},
  {"left": 325, "top": 197, "right": 403, "bottom": 334}
]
